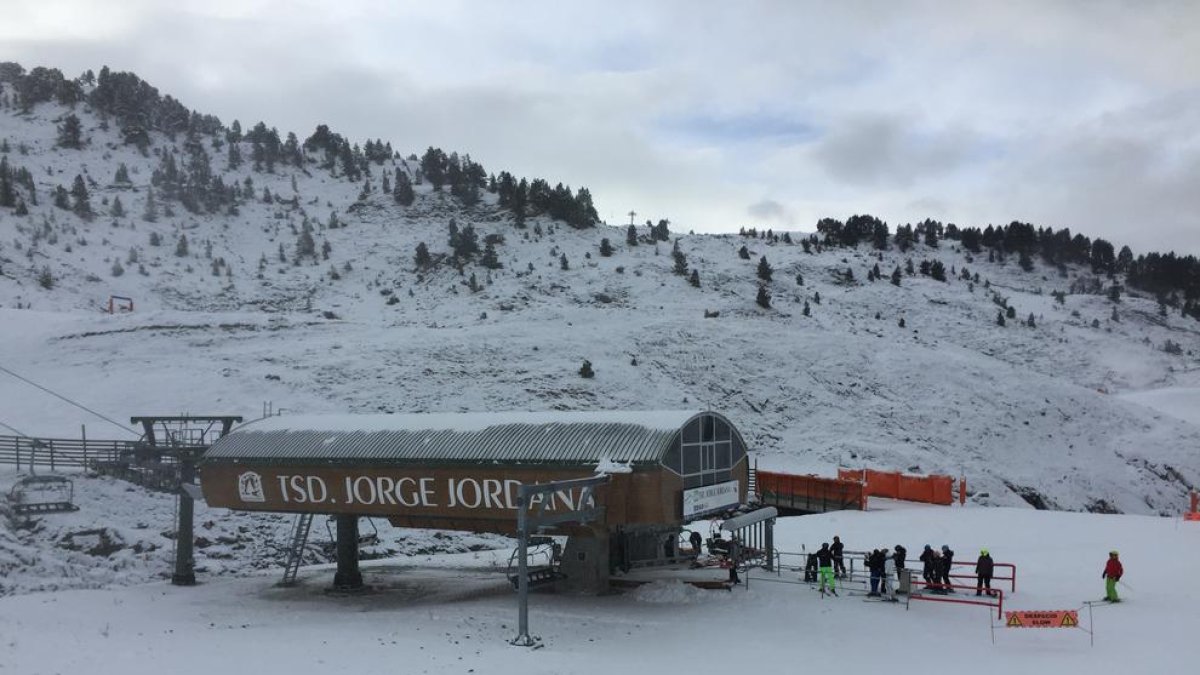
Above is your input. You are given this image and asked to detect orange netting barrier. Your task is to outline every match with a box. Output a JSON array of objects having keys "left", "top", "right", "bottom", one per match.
[{"left": 1186, "top": 491, "right": 1200, "bottom": 521}]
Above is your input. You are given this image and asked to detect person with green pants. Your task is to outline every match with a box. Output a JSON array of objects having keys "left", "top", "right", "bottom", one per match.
[
  {"left": 1102, "top": 550, "right": 1123, "bottom": 602},
  {"left": 815, "top": 542, "right": 837, "bottom": 596}
]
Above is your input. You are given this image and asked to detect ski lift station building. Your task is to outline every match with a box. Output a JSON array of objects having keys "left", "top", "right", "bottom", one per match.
[{"left": 199, "top": 410, "right": 751, "bottom": 591}]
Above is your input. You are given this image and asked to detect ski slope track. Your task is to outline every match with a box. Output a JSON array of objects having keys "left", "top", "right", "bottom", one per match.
[{"left": 1, "top": 94, "right": 1199, "bottom": 526}]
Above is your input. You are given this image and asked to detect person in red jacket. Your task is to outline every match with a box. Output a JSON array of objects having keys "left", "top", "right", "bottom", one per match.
[{"left": 1103, "top": 550, "right": 1123, "bottom": 602}]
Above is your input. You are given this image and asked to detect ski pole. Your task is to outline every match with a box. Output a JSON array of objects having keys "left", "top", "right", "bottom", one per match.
[{"left": 1118, "top": 579, "right": 1134, "bottom": 592}]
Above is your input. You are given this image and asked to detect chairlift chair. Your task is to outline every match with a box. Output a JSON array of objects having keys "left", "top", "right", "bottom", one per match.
[{"left": 8, "top": 475, "right": 79, "bottom": 516}]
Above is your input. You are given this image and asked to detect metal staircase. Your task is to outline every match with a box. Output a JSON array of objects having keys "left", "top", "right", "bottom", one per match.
[
  {"left": 279, "top": 513, "right": 313, "bottom": 586},
  {"left": 747, "top": 459, "right": 759, "bottom": 501}
]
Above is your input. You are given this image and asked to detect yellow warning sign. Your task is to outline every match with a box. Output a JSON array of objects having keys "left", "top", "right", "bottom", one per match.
[{"left": 1004, "top": 610, "right": 1079, "bottom": 628}]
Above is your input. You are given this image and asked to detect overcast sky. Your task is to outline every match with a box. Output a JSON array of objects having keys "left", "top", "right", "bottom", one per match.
[{"left": 3, "top": 0, "right": 1199, "bottom": 254}]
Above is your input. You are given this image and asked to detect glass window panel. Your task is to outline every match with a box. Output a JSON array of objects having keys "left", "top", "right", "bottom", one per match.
[
  {"left": 682, "top": 447, "right": 700, "bottom": 474},
  {"left": 716, "top": 420, "right": 730, "bottom": 441},
  {"left": 683, "top": 419, "right": 700, "bottom": 443},
  {"left": 717, "top": 442, "right": 731, "bottom": 468},
  {"left": 703, "top": 416, "right": 716, "bottom": 442}
]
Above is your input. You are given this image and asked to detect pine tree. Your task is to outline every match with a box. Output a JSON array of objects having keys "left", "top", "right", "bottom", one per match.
[
  {"left": 175, "top": 234, "right": 189, "bottom": 257},
  {"left": 296, "top": 228, "right": 315, "bottom": 258},
  {"left": 689, "top": 269, "right": 700, "bottom": 288},
  {"left": 626, "top": 224, "right": 638, "bottom": 246},
  {"left": 468, "top": 272, "right": 481, "bottom": 292},
  {"left": 1006, "top": 306, "right": 1016, "bottom": 319},
  {"left": 898, "top": 317, "right": 906, "bottom": 328},
  {"left": 480, "top": 241, "right": 502, "bottom": 269},
  {"left": 0, "top": 156, "right": 13, "bottom": 207},
  {"left": 414, "top": 242, "right": 431, "bottom": 269},
  {"left": 813, "top": 291, "right": 821, "bottom": 304},
  {"left": 560, "top": 253, "right": 569, "bottom": 270},
  {"left": 143, "top": 187, "right": 158, "bottom": 222},
  {"left": 394, "top": 171, "right": 415, "bottom": 206},
  {"left": 57, "top": 114, "right": 82, "bottom": 149},
  {"left": 757, "top": 256, "right": 773, "bottom": 282},
  {"left": 796, "top": 273, "right": 804, "bottom": 286},
  {"left": 997, "top": 310, "right": 1006, "bottom": 327},
  {"left": 110, "top": 195, "right": 125, "bottom": 217},
  {"left": 802, "top": 300, "right": 810, "bottom": 316},
  {"left": 113, "top": 163, "right": 131, "bottom": 184},
  {"left": 80, "top": 189, "right": 105, "bottom": 226},
  {"left": 1026, "top": 313, "right": 1036, "bottom": 328},
  {"left": 930, "top": 260, "right": 946, "bottom": 281},
  {"left": 579, "top": 360, "right": 595, "bottom": 378},
  {"left": 599, "top": 238, "right": 614, "bottom": 257},
  {"left": 738, "top": 245, "right": 750, "bottom": 260},
  {"left": 756, "top": 285, "right": 771, "bottom": 309},
  {"left": 672, "top": 241, "right": 688, "bottom": 275},
  {"left": 891, "top": 267, "right": 902, "bottom": 286},
  {"left": 38, "top": 266, "right": 54, "bottom": 289}
]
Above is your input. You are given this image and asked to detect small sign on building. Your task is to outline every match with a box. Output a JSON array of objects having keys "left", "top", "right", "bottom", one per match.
[{"left": 682, "top": 480, "right": 740, "bottom": 519}]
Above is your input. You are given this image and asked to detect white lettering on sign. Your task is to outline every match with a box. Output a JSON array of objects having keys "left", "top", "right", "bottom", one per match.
[
  {"left": 255, "top": 474, "right": 593, "bottom": 511},
  {"left": 682, "top": 480, "right": 740, "bottom": 519}
]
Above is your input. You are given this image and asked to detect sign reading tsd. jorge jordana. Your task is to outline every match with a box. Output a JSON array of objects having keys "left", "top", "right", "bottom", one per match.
[{"left": 238, "top": 471, "right": 266, "bottom": 503}]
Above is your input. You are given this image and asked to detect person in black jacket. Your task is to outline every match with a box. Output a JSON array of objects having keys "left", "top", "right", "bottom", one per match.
[
  {"left": 919, "top": 544, "right": 936, "bottom": 589},
  {"left": 939, "top": 545, "right": 955, "bottom": 593},
  {"left": 689, "top": 530, "right": 703, "bottom": 557},
  {"left": 893, "top": 544, "right": 907, "bottom": 581},
  {"left": 831, "top": 536, "right": 846, "bottom": 579},
  {"left": 867, "top": 549, "right": 885, "bottom": 596},
  {"left": 975, "top": 549, "right": 994, "bottom": 596}
]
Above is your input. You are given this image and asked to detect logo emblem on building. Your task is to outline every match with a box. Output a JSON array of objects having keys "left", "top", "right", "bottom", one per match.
[{"left": 238, "top": 471, "right": 265, "bottom": 502}]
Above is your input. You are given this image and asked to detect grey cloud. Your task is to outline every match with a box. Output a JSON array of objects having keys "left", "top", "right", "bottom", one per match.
[
  {"left": 812, "top": 115, "right": 982, "bottom": 188},
  {"left": 746, "top": 199, "right": 794, "bottom": 226}
]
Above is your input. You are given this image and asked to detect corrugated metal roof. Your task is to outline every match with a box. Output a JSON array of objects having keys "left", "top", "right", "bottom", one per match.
[{"left": 202, "top": 410, "right": 711, "bottom": 467}]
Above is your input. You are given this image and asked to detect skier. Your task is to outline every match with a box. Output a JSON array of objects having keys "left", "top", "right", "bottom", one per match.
[
  {"left": 1102, "top": 550, "right": 1123, "bottom": 602},
  {"left": 919, "top": 544, "right": 936, "bottom": 590},
  {"left": 938, "top": 544, "right": 956, "bottom": 592},
  {"left": 975, "top": 549, "right": 994, "bottom": 596},
  {"left": 831, "top": 535, "right": 847, "bottom": 579},
  {"left": 689, "top": 530, "right": 703, "bottom": 557},
  {"left": 883, "top": 549, "right": 896, "bottom": 599},
  {"left": 893, "top": 544, "right": 907, "bottom": 581},
  {"left": 815, "top": 542, "right": 837, "bottom": 596},
  {"left": 867, "top": 549, "right": 885, "bottom": 596}
]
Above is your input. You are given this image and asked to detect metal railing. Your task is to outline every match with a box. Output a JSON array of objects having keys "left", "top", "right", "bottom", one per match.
[
  {"left": 907, "top": 578, "right": 1005, "bottom": 619},
  {"left": 0, "top": 434, "right": 137, "bottom": 471}
]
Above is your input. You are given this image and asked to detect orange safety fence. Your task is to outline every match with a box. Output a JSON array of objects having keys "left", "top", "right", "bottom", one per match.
[
  {"left": 837, "top": 468, "right": 961, "bottom": 506},
  {"left": 756, "top": 471, "right": 866, "bottom": 512},
  {"left": 1186, "top": 491, "right": 1200, "bottom": 521}
]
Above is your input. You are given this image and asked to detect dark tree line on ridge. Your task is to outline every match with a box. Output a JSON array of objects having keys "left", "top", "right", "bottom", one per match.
[
  {"left": 778, "top": 214, "right": 1199, "bottom": 318},
  {"left": 0, "top": 61, "right": 599, "bottom": 230}
]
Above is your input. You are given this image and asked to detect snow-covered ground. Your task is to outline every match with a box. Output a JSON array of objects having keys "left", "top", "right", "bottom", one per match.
[{"left": 1, "top": 484, "right": 1195, "bottom": 675}]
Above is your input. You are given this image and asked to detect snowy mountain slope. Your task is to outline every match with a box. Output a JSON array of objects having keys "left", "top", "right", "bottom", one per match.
[{"left": 1, "top": 87, "right": 1199, "bottom": 517}]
